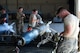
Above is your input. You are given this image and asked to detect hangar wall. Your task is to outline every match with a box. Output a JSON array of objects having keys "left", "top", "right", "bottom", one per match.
[
  {"left": 0, "top": 0, "right": 69, "bottom": 20},
  {"left": 0, "top": 0, "right": 69, "bottom": 14}
]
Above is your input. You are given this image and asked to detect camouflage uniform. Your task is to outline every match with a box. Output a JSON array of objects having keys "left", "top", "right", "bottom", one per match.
[{"left": 16, "top": 12, "right": 24, "bottom": 35}]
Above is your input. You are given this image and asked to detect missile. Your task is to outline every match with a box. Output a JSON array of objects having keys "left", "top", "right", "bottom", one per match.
[
  {"left": 18, "top": 21, "right": 52, "bottom": 46},
  {"left": 0, "top": 22, "right": 15, "bottom": 34}
]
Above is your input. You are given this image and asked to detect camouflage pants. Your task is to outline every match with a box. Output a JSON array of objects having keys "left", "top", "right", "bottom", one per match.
[
  {"left": 56, "top": 37, "right": 78, "bottom": 53},
  {"left": 16, "top": 23, "right": 24, "bottom": 35}
]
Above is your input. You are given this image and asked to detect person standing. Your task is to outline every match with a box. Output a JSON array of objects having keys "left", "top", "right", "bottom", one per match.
[
  {"left": 55, "top": 7, "right": 79, "bottom": 53},
  {"left": 28, "top": 9, "right": 39, "bottom": 28},
  {"left": 16, "top": 7, "right": 25, "bottom": 35},
  {"left": 28, "top": 9, "right": 43, "bottom": 28},
  {"left": 0, "top": 8, "right": 8, "bottom": 24}
]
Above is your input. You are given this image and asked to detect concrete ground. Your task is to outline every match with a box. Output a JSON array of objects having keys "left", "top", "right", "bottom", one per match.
[{"left": 0, "top": 43, "right": 54, "bottom": 53}]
